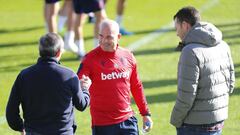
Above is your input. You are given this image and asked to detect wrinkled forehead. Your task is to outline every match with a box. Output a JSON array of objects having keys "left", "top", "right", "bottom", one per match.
[
  {"left": 100, "top": 21, "right": 119, "bottom": 32},
  {"left": 100, "top": 25, "right": 118, "bottom": 35}
]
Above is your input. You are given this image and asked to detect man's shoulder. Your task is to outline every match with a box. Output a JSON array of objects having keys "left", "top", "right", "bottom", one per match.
[
  {"left": 183, "top": 41, "right": 228, "bottom": 55},
  {"left": 84, "top": 47, "right": 99, "bottom": 59},
  {"left": 81, "top": 47, "right": 104, "bottom": 64},
  {"left": 57, "top": 64, "right": 76, "bottom": 75},
  {"left": 117, "top": 46, "right": 133, "bottom": 56},
  {"left": 118, "top": 46, "right": 131, "bottom": 52},
  {"left": 117, "top": 47, "right": 137, "bottom": 65},
  {"left": 52, "top": 65, "right": 79, "bottom": 81},
  {"left": 182, "top": 43, "right": 207, "bottom": 55},
  {"left": 183, "top": 43, "right": 205, "bottom": 49},
  {"left": 20, "top": 64, "right": 37, "bottom": 75}
]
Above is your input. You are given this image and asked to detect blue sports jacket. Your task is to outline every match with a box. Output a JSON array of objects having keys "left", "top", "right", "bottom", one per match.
[{"left": 6, "top": 57, "right": 90, "bottom": 135}]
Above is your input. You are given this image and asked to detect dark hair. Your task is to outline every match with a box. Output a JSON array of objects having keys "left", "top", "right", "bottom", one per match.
[
  {"left": 173, "top": 6, "right": 201, "bottom": 26},
  {"left": 39, "top": 33, "right": 63, "bottom": 57}
]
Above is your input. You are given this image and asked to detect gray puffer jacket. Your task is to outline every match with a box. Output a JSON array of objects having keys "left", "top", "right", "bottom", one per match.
[{"left": 170, "top": 22, "right": 235, "bottom": 127}]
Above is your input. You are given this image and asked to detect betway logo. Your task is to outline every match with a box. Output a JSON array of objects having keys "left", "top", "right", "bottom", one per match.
[{"left": 101, "top": 71, "right": 130, "bottom": 80}]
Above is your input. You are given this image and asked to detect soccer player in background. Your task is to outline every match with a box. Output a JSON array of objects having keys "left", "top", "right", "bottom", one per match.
[
  {"left": 104, "top": 0, "right": 134, "bottom": 35},
  {"left": 115, "top": 0, "right": 134, "bottom": 35},
  {"left": 44, "top": 0, "right": 60, "bottom": 33},
  {"left": 44, "top": 0, "right": 79, "bottom": 55},
  {"left": 72, "top": 0, "right": 107, "bottom": 58},
  {"left": 77, "top": 19, "right": 153, "bottom": 135}
]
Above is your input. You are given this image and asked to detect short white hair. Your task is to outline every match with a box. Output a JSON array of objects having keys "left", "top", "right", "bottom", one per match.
[{"left": 99, "top": 19, "right": 120, "bottom": 34}]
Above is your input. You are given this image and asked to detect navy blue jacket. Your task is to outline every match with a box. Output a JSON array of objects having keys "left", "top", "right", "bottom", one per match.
[{"left": 6, "top": 57, "right": 90, "bottom": 135}]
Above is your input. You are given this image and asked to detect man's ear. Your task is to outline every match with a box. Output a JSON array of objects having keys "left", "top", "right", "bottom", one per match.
[
  {"left": 118, "top": 33, "right": 122, "bottom": 39},
  {"left": 55, "top": 49, "right": 61, "bottom": 58},
  {"left": 182, "top": 21, "right": 191, "bottom": 30}
]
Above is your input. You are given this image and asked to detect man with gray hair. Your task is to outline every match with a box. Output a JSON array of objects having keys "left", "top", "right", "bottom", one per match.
[
  {"left": 170, "top": 6, "right": 235, "bottom": 135},
  {"left": 6, "top": 33, "right": 91, "bottom": 135}
]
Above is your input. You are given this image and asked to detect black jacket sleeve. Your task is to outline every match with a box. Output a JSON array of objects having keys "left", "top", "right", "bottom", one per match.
[
  {"left": 6, "top": 73, "right": 24, "bottom": 131},
  {"left": 71, "top": 75, "right": 90, "bottom": 111}
]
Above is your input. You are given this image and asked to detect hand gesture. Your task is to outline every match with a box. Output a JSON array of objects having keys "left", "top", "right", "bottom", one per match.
[
  {"left": 21, "top": 129, "right": 26, "bottom": 135},
  {"left": 80, "top": 75, "right": 92, "bottom": 90}
]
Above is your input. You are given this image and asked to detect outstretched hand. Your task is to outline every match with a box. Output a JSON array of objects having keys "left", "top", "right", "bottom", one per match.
[
  {"left": 80, "top": 75, "right": 92, "bottom": 91},
  {"left": 21, "top": 129, "right": 26, "bottom": 135}
]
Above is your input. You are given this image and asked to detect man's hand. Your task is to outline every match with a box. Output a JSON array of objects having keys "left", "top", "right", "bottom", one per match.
[
  {"left": 21, "top": 129, "right": 26, "bottom": 135},
  {"left": 80, "top": 75, "right": 92, "bottom": 91},
  {"left": 142, "top": 116, "right": 153, "bottom": 133}
]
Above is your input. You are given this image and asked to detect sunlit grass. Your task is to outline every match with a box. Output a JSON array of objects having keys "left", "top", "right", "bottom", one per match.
[{"left": 0, "top": 0, "right": 239, "bottom": 134}]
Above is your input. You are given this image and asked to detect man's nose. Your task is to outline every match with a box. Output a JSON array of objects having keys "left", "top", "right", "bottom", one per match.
[{"left": 102, "top": 38, "right": 108, "bottom": 43}]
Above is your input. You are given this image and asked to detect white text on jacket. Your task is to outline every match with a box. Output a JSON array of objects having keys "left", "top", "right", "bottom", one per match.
[{"left": 101, "top": 71, "right": 130, "bottom": 80}]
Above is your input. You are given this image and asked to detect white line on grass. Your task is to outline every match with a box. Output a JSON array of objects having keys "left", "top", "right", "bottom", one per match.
[
  {"left": 199, "top": 0, "right": 219, "bottom": 13},
  {"left": 127, "top": 0, "right": 219, "bottom": 51},
  {"left": 127, "top": 23, "right": 174, "bottom": 51},
  {"left": 0, "top": 0, "right": 219, "bottom": 126}
]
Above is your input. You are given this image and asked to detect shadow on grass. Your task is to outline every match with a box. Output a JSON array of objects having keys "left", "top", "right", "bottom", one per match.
[
  {"left": 0, "top": 63, "right": 34, "bottom": 73},
  {"left": 216, "top": 22, "right": 240, "bottom": 28},
  {"left": 132, "top": 86, "right": 240, "bottom": 105},
  {"left": 223, "top": 34, "right": 240, "bottom": 40},
  {"left": 0, "top": 41, "right": 38, "bottom": 48},
  {"left": 0, "top": 26, "right": 43, "bottom": 34},
  {"left": 217, "top": 22, "right": 240, "bottom": 44},
  {"left": 221, "top": 28, "right": 240, "bottom": 35},
  {"left": 131, "top": 92, "right": 176, "bottom": 104},
  {"left": 234, "top": 63, "right": 240, "bottom": 68},
  {"left": 227, "top": 41, "right": 240, "bottom": 46},
  {"left": 146, "top": 92, "right": 176, "bottom": 104},
  {"left": 133, "top": 47, "right": 176, "bottom": 56},
  {"left": 0, "top": 37, "right": 94, "bottom": 50},
  {"left": 0, "top": 53, "right": 36, "bottom": 62},
  {"left": 232, "top": 87, "right": 240, "bottom": 96},
  {"left": 129, "top": 79, "right": 178, "bottom": 104},
  {"left": 236, "top": 71, "right": 240, "bottom": 78},
  {"left": 143, "top": 79, "right": 177, "bottom": 89}
]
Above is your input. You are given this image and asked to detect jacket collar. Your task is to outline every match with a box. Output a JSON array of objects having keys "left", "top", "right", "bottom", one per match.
[{"left": 37, "top": 57, "right": 60, "bottom": 64}]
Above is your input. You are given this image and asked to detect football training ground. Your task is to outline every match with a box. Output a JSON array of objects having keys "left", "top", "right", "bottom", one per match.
[{"left": 0, "top": 0, "right": 239, "bottom": 134}]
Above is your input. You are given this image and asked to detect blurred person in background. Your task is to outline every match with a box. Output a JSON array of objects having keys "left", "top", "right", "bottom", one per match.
[
  {"left": 44, "top": 0, "right": 79, "bottom": 55},
  {"left": 72, "top": 0, "right": 107, "bottom": 58},
  {"left": 115, "top": 0, "right": 133, "bottom": 35},
  {"left": 105, "top": 0, "right": 133, "bottom": 35},
  {"left": 44, "top": 0, "right": 60, "bottom": 33},
  {"left": 58, "top": 0, "right": 73, "bottom": 32}
]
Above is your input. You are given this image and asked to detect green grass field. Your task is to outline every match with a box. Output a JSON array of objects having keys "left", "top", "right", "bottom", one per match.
[{"left": 0, "top": 0, "right": 239, "bottom": 134}]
